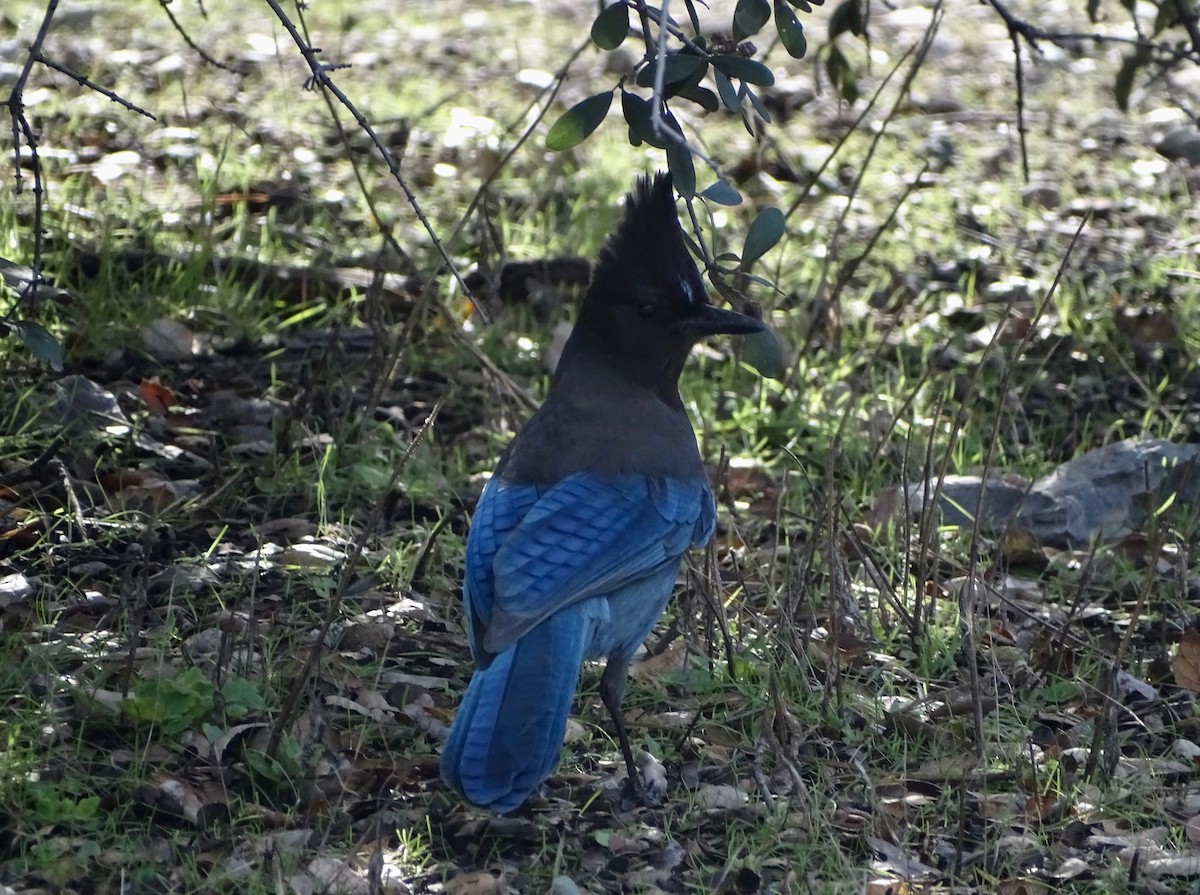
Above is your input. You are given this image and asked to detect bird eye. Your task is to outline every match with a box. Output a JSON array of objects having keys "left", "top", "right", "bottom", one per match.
[{"left": 636, "top": 301, "right": 656, "bottom": 320}]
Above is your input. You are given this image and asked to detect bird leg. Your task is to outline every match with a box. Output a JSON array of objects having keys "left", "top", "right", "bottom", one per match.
[
  {"left": 600, "top": 657, "right": 664, "bottom": 806},
  {"left": 599, "top": 657, "right": 637, "bottom": 779}
]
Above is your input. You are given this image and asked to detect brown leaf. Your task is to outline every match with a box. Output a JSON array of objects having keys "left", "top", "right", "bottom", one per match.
[
  {"left": 444, "top": 871, "right": 504, "bottom": 895},
  {"left": 1173, "top": 631, "right": 1200, "bottom": 691},
  {"left": 139, "top": 377, "right": 177, "bottom": 415}
]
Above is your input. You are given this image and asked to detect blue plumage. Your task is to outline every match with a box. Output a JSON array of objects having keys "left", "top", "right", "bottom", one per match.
[
  {"left": 440, "top": 173, "right": 765, "bottom": 812},
  {"left": 441, "top": 475, "right": 712, "bottom": 812}
]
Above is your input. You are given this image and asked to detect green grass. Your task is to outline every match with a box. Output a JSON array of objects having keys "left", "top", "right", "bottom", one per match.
[{"left": 3, "top": 0, "right": 1200, "bottom": 893}]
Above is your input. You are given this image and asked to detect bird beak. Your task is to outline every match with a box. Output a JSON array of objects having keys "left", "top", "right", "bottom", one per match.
[{"left": 679, "top": 304, "right": 767, "bottom": 337}]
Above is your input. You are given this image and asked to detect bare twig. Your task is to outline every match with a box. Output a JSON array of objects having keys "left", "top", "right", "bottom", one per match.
[
  {"left": 985, "top": 0, "right": 1200, "bottom": 65},
  {"left": 1007, "top": 26, "right": 1031, "bottom": 182},
  {"left": 262, "top": 0, "right": 476, "bottom": 309},
  {"left": 157, "top": 0, "right": 238, "bottom": 72},
  {"left": 268, "top": 399, "right": 443, "bottom": 757},
  {"left": 5, "top": 0, "right": 158, "bottom": 305},
  {"left": 32, "top": 52, "right": 156, "bottom": 119},
  {"left": 1171, "top": 0, "right": 1200, "bottom": 57},
  {"left": 4, "top": 0, "right": 58, "bottom": 297}
]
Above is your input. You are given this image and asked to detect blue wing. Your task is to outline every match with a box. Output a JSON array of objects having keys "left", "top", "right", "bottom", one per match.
[
  {"left": 462, "top": 476, "right": 541, "bottom": 659},
  {"left": 473, "top": 473, "right": 714, "bottom": 656},
  {"left": 446, "top": 471, "right": 715, "bottom": 811}
]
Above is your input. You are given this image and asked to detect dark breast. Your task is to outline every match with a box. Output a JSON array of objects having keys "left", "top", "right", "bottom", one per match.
[{"left": 497, "top": 391, "right": 705, "bottom": 484}]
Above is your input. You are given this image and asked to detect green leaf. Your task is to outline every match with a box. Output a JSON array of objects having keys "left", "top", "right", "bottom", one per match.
[
  {"left": 680, "top": 230, "right": 706, "bottom": 261},
  {"left": 591, "top": 3, "right": 630, "bottom": 50},
  {"left": 785, "top": 0, "right": 814, "bottom": 11},
  {"left": 829, "top": 0, "right": 865, "bottom": 39},
  {"left": 545, "top": 92, "right": 613, "bottom": 150},
  {"left": 674, "top": 83, "right": 720, "bottom": 112},
  {"left": 621, "top": 91, "right": 667, "bottom": 148},
  {"left": 714, "top": 68, "right": 740, "bottom": 111},
  {"left": 742, "top": 327, "right": 786, "bottom": 378},
  {"left": 122, "top": 667, "right": 214, "bottom": 735},
  {"left": 0, "top": 256, "right": 73, "bottom": 302},
  {"left": 683, "top": 0, "right": 702, "bottom": 33},
  {"left": 774, "top": 0, "right": 808, "bottom": 58},
  {"left": 709, "top": 275, "right": 739, "bottom": 306},
  {"left": 221, "top": 677, "right": 267, "bottom": 717},
  {"left": 701, "top": 180, "right": 743, "bottom": 206},
  {"left": 14, "top": 321, "right": 63, "bottom": 370},
  {"left": 745, "top": 86, "right": 772, "bottom": 124},
  {"left": 666, "top": 143, "right": 696, "bottom": 197},
  {"left": 634, "top": 54, "right": 707, "bottom": 89},
  {"left": 741, "top": 206, "right": 785, "bottom": 267},
  {"left": 734, "top": 0, "right": 771, "bottom": 39},
  {"left": 1114, "top": 53, "right": 1141, "bottom": 112},
  {"left": 711, "top": 55, "right": 775, "bottom": 86},
  {"left": 826, "top": 43, "right": 857, "bottom": 101},
  {"left": 1152, "top": 1, "right": 1180, "bottom": 36}
]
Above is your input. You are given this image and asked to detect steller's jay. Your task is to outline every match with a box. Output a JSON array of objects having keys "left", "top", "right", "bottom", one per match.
[{"left": 440, "top": 172, "right": 766, "bottom": 813}]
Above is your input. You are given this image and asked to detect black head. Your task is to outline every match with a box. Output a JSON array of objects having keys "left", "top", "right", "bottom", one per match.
[{"left": 569, "top": 172, "right": 765, "bottom": 387}]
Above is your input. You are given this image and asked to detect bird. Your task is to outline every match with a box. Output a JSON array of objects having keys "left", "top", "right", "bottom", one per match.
[{"left": 440, "top": 172, "right": 766, "bottom": 814}]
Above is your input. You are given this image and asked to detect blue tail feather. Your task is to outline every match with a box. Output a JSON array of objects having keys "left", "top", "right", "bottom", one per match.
[{"left": 441, "top": 605, "right": 594, "bottom": 813}]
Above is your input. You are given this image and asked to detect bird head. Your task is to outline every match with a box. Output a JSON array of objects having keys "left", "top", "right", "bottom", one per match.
[{"left": 571, "top": 172, "right": 765, "bottom": 387}]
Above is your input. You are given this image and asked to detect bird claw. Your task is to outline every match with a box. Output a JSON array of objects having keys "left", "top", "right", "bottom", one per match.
[{"left": 615, "top": 750, "right": 667, "bottom": 810}]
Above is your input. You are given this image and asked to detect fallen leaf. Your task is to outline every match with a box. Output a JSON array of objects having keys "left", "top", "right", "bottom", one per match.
[{"left": 1172, "top": 631, "right": 1200, "bottom": 691}]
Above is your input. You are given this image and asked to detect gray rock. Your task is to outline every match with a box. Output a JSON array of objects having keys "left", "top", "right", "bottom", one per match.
[{"left": 901, "top": 438, "right": 1200, "bottom": 547}]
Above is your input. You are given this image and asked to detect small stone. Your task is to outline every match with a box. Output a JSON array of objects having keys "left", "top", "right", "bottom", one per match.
[
  {"left": 1157, "top": 126, "right": 1200, "bottom": 164},
  {"left": 1022, "top": 181, "right": 1061, "bottom": 209}
]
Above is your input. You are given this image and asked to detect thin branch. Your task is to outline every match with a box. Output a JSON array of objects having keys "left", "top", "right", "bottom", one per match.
[
  {"left": 985, "top": 0, "right": 1200, "bottom": 65},
  {"left": 1171, "top": 0, "right": 1200, "bottom": 57},
  {"left": 1008, "top": 26, "right": 1030, "bottom": 182},
  {"left": 4, "top": 0, "right": 59, "bottom": 299},
  {"left": 269, "top": 399, "right": 443, "bottom": 757},
  {"left": 33, "top": 52, "right": 156, "bottom": 119},
  {"left": 157, "top": 0, "right": 238, "bottom": 72},
  {"left": 649, "top": 0, "right": 672, "bottom": 140},
  {"left": 262, "top": 0, "right": 476, "bottom": 308}
]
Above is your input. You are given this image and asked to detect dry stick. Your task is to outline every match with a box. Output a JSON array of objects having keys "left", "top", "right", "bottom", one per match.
[
  {"left": 32, "top": 53, "right": 156, "bottom": 120},
  {"left": 823, "top": 9, "right": 941, "bottom": 315},
  {"left": 639, "top": 4, "right": 723, "bottom": 182},
  {"left": 6, "top": 0, "right": 158, "bottom": 300},
  {"left": 0, "top": 434, "right": 64, "bottom": 486},
  {"left": 628, "top": 0, "right": 738, "bottom": 262},
  {"left": 273, "top": 2, "right": 556, "bottom": 416},
  {"left": 772, "top": 41, "right": 921, "bottom": 393},
  {"left": 1111, "top": 463, "right": 1172, "bottom": 671},
  {"left": 908, "top": 213, "right": 1090, "bottom": 644},
  {"left": 985, "top": 0, "right": 1200, "bottom": 64},
  {"left": 50, "top": 457, "right": 89, "bottom": 543},
  {"left": 953, "top": 214, "right": 1091, "bottom": 757},
  {"left": 262, "top": 0, "right": 474, "bottom": 307},
  {"left": 252, "top": 8, "right": 574, "bottom": 744},
  {"left": 157, "top": 0, "right": 239, "bottom": 72},
  {"left": 4, "top": 0, "right": 58, "bottom": 297},
  {"left": 1005, "top": 24, "right": 1031, "bottom": 183},
  {"left": 267, "top": 399, "right": 442, "bottom": 758},
  {"left": 778, "top": 43, "right": 911, "bottom": 228},
  {"left": 1172, "top": 0, "right": 1200, "bottom": 57},
  {"left": 759, "top": 22, "right": 943, "bottom": 553},
  {"left": 648, "top": 0, "right": 672, "bottom": 137},
  {"left": 829, "top": 159, "right": 930, "bottom": 299},
  {"left": 763, "top": 157, "right": 930, "bottom": 635},
  {"left": 776, "top": 446, "right": 827, "bottom": 661},
  {"left": 910, "top": 384, "right": 950, "bottom": 643}
]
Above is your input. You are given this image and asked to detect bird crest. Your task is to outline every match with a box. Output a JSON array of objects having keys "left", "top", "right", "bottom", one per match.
[{"left": 587, "top": 172, "right": 706, "bottom": 315}]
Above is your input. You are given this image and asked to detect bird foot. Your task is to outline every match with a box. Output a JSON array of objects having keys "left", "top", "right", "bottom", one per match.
[{"left": 615, "top": 751, "right": 667, "bottom": 810}]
